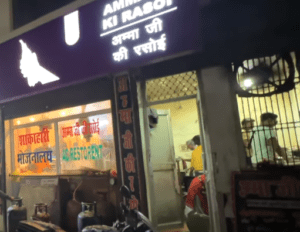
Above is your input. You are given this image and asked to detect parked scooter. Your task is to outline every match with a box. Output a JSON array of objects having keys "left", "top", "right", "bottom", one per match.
[
  {"left": 82, "top": 185, "right": 157, "bottom": 232},
  {"left": 1, "top": 185, "right": 155, "bottom": 232}
]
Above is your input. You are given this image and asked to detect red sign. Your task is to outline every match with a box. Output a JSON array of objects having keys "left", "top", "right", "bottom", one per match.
[
  {"left": 119, "top": 109, "right": 132, "bottom": 124},
  {"left": 19, "top": 128, "right": 49, "bottom": 146},
  {"left": 232, "top": 168, "right": 300, "bottom": 232},
  {"left": 122, "top": 130, "right": 133, "bottom": 149},
  {"left": 124, "top": 154, "right": 136, "bottom": 173},
  {"left": 62, "top": 119, "right": 100, "bottom": 138}
]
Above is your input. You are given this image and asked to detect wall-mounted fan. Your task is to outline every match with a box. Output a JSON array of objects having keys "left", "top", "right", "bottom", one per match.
[{"left": 234, "top": 52, "right": 295, "bottom": 97}]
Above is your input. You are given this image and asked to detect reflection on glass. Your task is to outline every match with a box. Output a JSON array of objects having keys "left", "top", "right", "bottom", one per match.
[
  {"left": 59, "top": 113, "right": 116, "bottom": 174},
  {"left": 13, "top": 100, "right": 111, "bottom": 126},
  {"left": 13, "top": 124, "right": 56, "bottom": 175}
]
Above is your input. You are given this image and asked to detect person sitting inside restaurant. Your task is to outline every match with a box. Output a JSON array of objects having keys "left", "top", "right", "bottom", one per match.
[
  {"left": 184, "top": 174, "right": 209, "bottom": 232},
  {"left": 251, "top": 113, "right": 287, "bottom": 166},
  {"left": 186, "top": 135, "right": 204, "bottom": 176}
]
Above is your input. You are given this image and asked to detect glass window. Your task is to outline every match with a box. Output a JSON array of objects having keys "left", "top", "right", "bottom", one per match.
[
  {"left": 13, "top": 100, "right": 111, "bottom": 126},
  {"left": 13, "top": 124, "right": 56, "bottom": 175},
  {"left": 59, "top": 113, "right": 116, "bottom": 174},
  {"left": 6, "top": 100, "right": 115, "bottom": 176}
]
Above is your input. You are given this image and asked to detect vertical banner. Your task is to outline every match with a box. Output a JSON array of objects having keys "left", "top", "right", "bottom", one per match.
[{"left": 114, "top": 73, "right": 140, "bottom": 210}]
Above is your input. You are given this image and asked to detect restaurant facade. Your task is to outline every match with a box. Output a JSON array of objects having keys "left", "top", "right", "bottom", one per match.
[{"left": 0, "top": 0, "right": 299, "bottom": 231}]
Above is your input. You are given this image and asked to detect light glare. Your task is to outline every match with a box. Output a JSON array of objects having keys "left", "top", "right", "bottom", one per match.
[
  {"left": 100, "top": 7, "right": 177, "bottom": 37},
  {"left": 19, "top": 40, "right": 60, "bottom": 87},
  {"left": 244, "top": 79, "right": 253, "bottom": 88},
  {"left": 64, "top": 11, "right": 80, "bottom": 46}
]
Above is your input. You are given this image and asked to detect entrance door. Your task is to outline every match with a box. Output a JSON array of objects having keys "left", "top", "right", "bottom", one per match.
[{"left": 150, "top": 109, "right": 184, "bottom": 230}]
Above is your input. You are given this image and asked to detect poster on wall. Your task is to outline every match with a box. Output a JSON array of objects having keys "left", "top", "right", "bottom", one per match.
[
  {"left": 13, "top": 125, "right": 56, "bottom": 175},
  {"left": 232, "top": 169, "right": 300, "bottom": 232},
  {"left": 59, "top": 113, "right": 116, "bottom": 174}
]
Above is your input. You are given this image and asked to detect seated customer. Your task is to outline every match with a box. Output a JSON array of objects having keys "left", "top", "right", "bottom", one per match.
[{"left": 185, "top": 174, "right": 209, "bottom": 232}]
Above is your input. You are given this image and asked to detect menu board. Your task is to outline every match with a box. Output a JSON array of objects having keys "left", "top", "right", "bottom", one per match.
[
  {"left": 58, "top": 113, "right": 116, "bottom": 174},
  {"left": 232, "top": 169, "right": 300, "bottom": 232},
  {"left": 13, "top": 124, "right": 56, "bottom": 175}
]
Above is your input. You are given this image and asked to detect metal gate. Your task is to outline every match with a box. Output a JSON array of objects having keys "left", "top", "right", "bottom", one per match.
[
  {"left": 235, "top": 52, "right": 300, "bottom": 166},
  {"left": 146, "top": 71, "right": 198, "bottom": 103}
]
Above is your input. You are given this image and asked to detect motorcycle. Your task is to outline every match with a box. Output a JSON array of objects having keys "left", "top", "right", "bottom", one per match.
[
  {"left": 0, "top": 184, "right": 155, "bottom": 232},
  {"left": 17, "top": 185, "right": 155, "bottom": 232},
  {"left": 83, "top": 185, "right": 157, "bottom": 232}
]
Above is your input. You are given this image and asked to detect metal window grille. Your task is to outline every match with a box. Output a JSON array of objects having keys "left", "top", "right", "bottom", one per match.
[
  {"left": 146, "top": 71, "right": 198, "bottom": 102},
  {"left": 235, "top": 52, "right": 300, "bottom": 166}
]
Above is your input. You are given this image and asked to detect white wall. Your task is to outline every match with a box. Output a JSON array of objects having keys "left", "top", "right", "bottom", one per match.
[{"left": 151, "top": 99, "right": 201, "bottom": 170}]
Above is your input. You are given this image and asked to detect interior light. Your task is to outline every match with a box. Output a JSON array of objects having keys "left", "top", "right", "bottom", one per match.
[
  {"left": 17, "top": 121, "right": 21, "bottom": 125},
  {"left": 243, "top": 65, "right": 273, "bottom": 87},
  {"left": 61, "top": 111, "right": 66, "bottom": 116},
  {"left": 244, "top": 79, "right": 253, "bottom": 88},
  {"left": 64, "top": 11, "right": 80, "bottom": 46},
  {"left": 30, "top": 118, "right": 35, "bottom": 122},
  {"left": 99, "top": 120, "right": 109, "bottom": 127}
]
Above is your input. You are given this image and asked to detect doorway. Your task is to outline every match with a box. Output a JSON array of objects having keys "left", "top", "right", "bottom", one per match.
[{"left": 137, "top": 71, "right": 210, "bottom": 231}]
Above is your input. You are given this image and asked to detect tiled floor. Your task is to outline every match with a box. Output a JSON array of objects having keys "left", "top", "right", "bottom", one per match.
[{"left": 160, "top": 224, "right": 189, "bottom": 232}]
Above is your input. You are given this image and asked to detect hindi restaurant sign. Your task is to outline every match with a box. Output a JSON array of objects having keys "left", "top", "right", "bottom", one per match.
[
  {"left": 100, "top": 0, "right": 176, "bottom": 62},
  {"left": 232, "top": 169, "right": 300, "bottom": 232},
  {"left": 0, "top": 0, "right": 201, "bottom": 102}
]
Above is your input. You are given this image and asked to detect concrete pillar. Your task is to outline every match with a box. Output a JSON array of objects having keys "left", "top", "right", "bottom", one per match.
[
  {"left": 197, "top": 66, "right": 247, "bottom": 232},
  {"left": 0, "top": 0, "right": 12, "bottom": 38}
]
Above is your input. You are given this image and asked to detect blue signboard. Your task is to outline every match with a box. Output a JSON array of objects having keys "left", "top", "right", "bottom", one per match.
[{"left": 0, "top": 0, "right": 201, "bottom": 103}]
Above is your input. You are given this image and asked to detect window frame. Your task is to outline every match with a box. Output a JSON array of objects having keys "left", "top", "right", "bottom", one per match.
[{"left": 8, "top": 107, "right": 113, "bottom": 176}]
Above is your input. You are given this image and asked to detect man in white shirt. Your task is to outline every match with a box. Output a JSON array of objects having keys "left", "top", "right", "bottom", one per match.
[{"left": 251, "top": 113, "right": 287, "bottom": 166}]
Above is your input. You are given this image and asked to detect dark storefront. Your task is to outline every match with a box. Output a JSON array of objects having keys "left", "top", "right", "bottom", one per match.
[{"left": 0, "top": 0, "right": 299, "bottom": 231}]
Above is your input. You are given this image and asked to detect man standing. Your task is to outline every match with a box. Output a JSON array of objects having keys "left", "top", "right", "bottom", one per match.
[
  {"left": 251, "top": 113, "right": 287, "bottom": 166},
  {"left": 241, "top": 118, "right": 255, "bottom": 167},
  {"left": 186, "top": 135, "right": 203, "bottom": 176}
]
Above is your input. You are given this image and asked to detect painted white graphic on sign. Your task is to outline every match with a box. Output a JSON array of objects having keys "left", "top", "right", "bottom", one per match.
[
  {"left": 112, "top": 28, "right": 140, "bottom": 45},
  {"left": 19, "top": 40, "right": 60, "bottom": 87},
  {"left": 113, "top": 46, "right": 129, "bottom": 62},
  {"left": 145, "top": 18, "right": 163, "bottom": 34},
  {"left": 133, "top": 33, "right": 166, "bottom": 56},
  {"left": 64, "top": 11, "right": 80, "bottom": 46}
]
